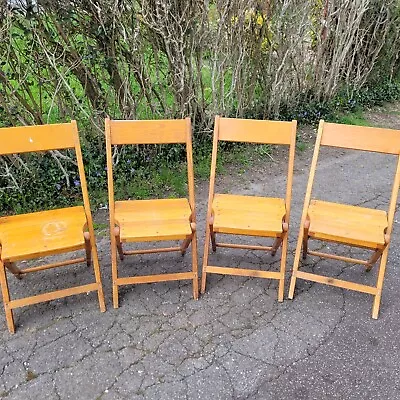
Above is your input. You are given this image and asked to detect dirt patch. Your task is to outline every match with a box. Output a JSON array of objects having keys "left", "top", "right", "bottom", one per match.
[{"left": 363, "top": 102, "right": 400, "bottom": 129}]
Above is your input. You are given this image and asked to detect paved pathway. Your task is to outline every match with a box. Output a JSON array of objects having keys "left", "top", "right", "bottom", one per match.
[{"left": 1, "top": 110, "right": 400, "bottom": 399}]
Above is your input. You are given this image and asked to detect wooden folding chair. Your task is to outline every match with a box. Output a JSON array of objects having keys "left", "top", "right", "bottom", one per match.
[
  {"left": 0, "top": 121, "right": 106, "bottom": 333},
  {"left": 105, "top": 117, "right": 198, "bottom": 308},
  {"left": 201, "top": 117, "right": 297, "bottom": 301},
  {"left": 289, "top": 121, "right": 400, "bottom": 318}
]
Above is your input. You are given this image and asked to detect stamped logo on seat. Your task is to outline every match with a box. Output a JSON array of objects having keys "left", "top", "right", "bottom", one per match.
[{"left": 42, "top": 221, "right": 67, "bottom": 237}]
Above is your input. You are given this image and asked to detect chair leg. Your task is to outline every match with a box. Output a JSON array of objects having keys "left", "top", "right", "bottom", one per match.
[
  {"left": 272, "top": 222, "right": 287, "bottom": 256},
  {"left": 5, "top": 262, "right": 22, "bottom": 280},
  {"left": 372, "top": 245, "right": 390, "bottom": 319},
  {"left": 302, "top": 218, "right": 310, "bottom": 260},
  {"left": 210, "top": 226, "right": 217, "bottom": 252},
  {"left": 201, "top": 223, "right": 212, "bottom": 294},
  {"left": 366, "top": 248, "right": 384, "bottom": 272},
  {"left": 180, "top": 235, "right": 192, "bottom": 256},
  {"left": 302, "top": 236, "right": 309, "bottom": 260},
  {"left": 190, "top": 223, "right": 199, "bottom": 300},
  {"left": 111, "top": 229, "right": 119, "bottom": 309},
  {"left": 278, "top": 233, "right": 288, "bottom": 302},
  {"left": 288, "top": 225, "right": 305, "bottom": 300},
  {"left": 114, "top": 227, "right": 124, "bottom": 261},
  {"left": 208, "top": 216, "right": 217, "bottom": 252},
  {"left": 271, "top": 237, "right": 282, "bottom": 257},
  {"left": 0, "top": 259, "right": 15, "bottom": 334},
  {"left": 87, "top": 232, "right": 106, "bottom": 313},
  {"left": 366, "top": 235, "right": 388, "bottom": 273},
  {"left": 84, "top": 232, "right": 92, "bottom": 267}
]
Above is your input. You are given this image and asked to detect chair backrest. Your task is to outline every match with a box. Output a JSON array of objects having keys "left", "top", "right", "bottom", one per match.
[
  {"left": 320, "top": 122, "right": 400, "bottom": 154},
  {"left": 105, "top": 117, "right": 196, "bottom": 217},
  {"left": 302, "top": 120, "right": 400, "bottom": 238},
  {"left": 207, "top": 116, "right": 297, "bottom": 221},
  {"left": 218, "top": 117, "right": 294, "bottom": 145},
  {"left": 0, "top": 121, "right": 94, "bottom": 230},
  {"left": 107, "top": 119, "right": 187, "bottom": 145},
  {"left": 0, "top": 123, "right": 77, "bottom": 155}
]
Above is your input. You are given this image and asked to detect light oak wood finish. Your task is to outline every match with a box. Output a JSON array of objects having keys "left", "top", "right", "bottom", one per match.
[
  {"left": 206, "top": 266, "right": 281, "bottom": 280},
  {"left": 216, "top": 243, "right": 273, "bottom": 251},
  {"left": 321, "top": 122, "right": 400, "bottom": 154},
  {"left": 307, "top": 200, "right": 387, "bottom": 249},
  {"left": 218, "top": 118, "right": 293, "bottom": 145},
  {"left": 0, "top": 121, "right": 106, "bottom": 334},
  {"left": 289, "top": 120, "right": 400, "bottom": 319},
  {"left": 18, "top": 257, "right": 87, "bottom": 275},
  {"left": 0, "top": 206, "right": 88, "bottom": 262},
  {"left": 115, "top": 199, "right": 192, "bottom": 242},
  {"left": 212, "top": 194, "right": 286, "bottom": 237},
  {"left": 109, "top": 119, "right": 187, "bottom": 145},
  {"left": 201, "top": 116, "right": 297, "bottom": 301},
  {"left": 0, "top": 123, "right": 76, "bottom": 155},
  {"left": 105, "top": 117, "right": 198, "bottom": 308}
]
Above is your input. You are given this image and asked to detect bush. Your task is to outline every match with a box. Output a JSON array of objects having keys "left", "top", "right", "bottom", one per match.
[{"left": 0, "top": 1, "right": 399, "bottom": 212}]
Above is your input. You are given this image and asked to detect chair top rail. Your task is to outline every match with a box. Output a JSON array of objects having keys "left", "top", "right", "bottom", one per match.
[
  {"left": 321, "top": 122, "right": 400, "bottom": 154},
  {"left": 218, "top": 117, "right": 294, "bottom": 145},
  {"left": 108, "top": 119, "right": 187, "bottom": 145},
  {"left": 0, "top": 123, "right": 76, "bottom": 155}
]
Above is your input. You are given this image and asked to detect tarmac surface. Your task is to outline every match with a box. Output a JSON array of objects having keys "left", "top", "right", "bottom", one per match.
[{"left": 1, "top": 106, "right": 400, "bottom": 399}]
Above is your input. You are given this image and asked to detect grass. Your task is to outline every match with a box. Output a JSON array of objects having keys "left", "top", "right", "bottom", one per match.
[
  {"left": 93, "top": 222, "right": 109, "bottom": 236},
  {"left": 296, "top": 141, "right": 307, "bottom": 152},
  {"left": 335, "top": 108, "right": 369, "bottom": 126}
]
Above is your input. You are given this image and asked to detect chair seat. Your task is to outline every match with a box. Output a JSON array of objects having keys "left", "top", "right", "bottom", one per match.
[
  {"left": 0, "top": 206, "right": 87, "bottom": 262},
  {"left": 212, "top": 194, "right": 286, "bottom": 237},
  {"left": 307, "top": 200, "right": 388, "bottom": 249},
  {"left": 115, "top": 198, "right": 193, "bottom": 242}
]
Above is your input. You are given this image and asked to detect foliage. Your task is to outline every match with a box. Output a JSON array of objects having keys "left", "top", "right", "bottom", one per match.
[
  {"left": 283, "top": 78, "right": 400, "bottom": 125},
  {"left": 0, "top": 0, "right": 399, "bottom": 212}
]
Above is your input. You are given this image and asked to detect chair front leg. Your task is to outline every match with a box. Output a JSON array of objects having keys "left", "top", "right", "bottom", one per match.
[
  {"left": 210, "top": 229, "right": 217, "bottom": 252},
  {"left": 366, "top": 234, "right": 389, "bottom": 272},
  {"left": 372, "top": 241, "right": 390, "bottom": 319},
  {"left": 288, "top": 221, "right": 306, "bottom": 300},
  {"left": 278, "top": 230, "right": 289, "bottom": 302},
  {"left": 114, "top": 226, "right": 124, "bottom": 261},
  {"left": 302, "top": 217, "right": 310, "bottom": 260},
  {"left": 5, "top": 261, "right": 22, "bottom": 280},
  {"left": 272, "top": 221, "right": 288, "bottom": 256},
  {"left": 180, "top": 235, "right": 192, "bottom": 256},
  {"left": 270, "top": 237, "right": 282, "bottom": 257},
  {"left": 271, "top": 217, "right": 289, "bottom": 257},
  {"left": 209, "top": 216, "right": 217, "bottom": 252},
  {"left": 84, "top": 232, "right": 92, "bottom": 266},
  {"left": 0, "top": 258, "right": 15, "bottom": 334},
  {"left": 201, "top": 223, "right": 212, "bottom": 294},
  {"left": 110, "top": 227, "right": 120, "bottom": 309},
  {"left": 190, "top": 223, "right": 199, "bottom": 300},
  {"left": 366, "top": 248, "right": 384, "bottom": 272},
  {"left": 85, "top": 231, "right": 106, "bottom": 312}
]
